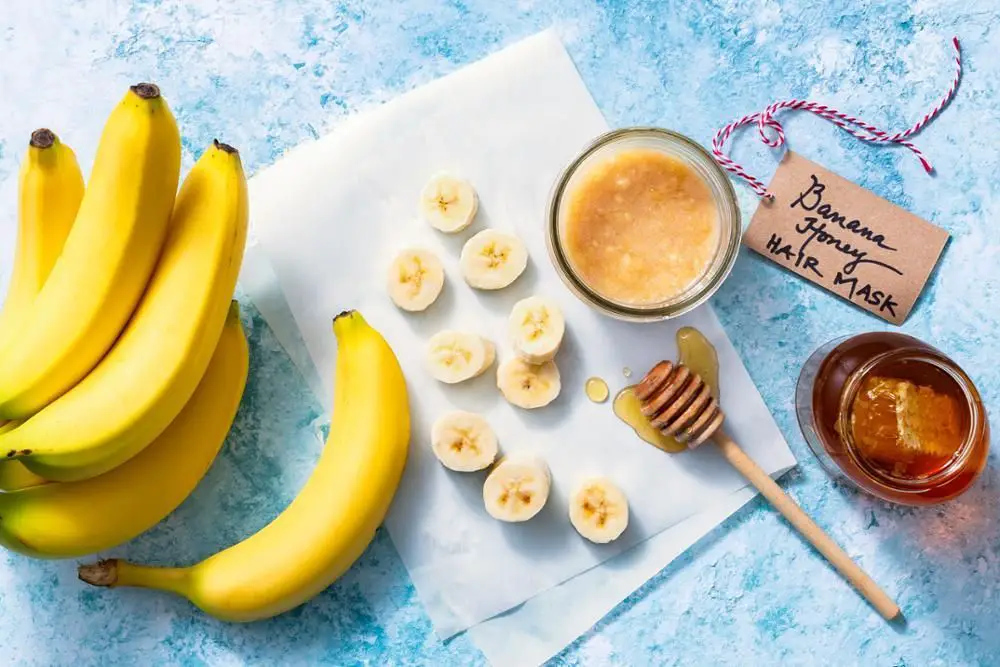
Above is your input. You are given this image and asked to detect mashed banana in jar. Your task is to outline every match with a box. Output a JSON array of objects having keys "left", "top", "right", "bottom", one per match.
[{"left": 564, "top": 149, "right": 720, "bottom": 306}]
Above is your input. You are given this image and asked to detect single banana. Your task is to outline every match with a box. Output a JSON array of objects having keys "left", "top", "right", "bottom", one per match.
[
  {"left": 509, "top": 296, "right": 565, "bottom": 364},
  {"left": 387, "top": 248, "right": 445, "bottom": 312},
  {"left": 420, "top": 173, "right": 478, "bottom": 233},
  {"left": 0, "top": 303, "right": 247, "bottom": 559},
  {"left": 0, "top": 141, "right": 247, "bottom": 482},
  {"left": 0, "top": 129, "right": 85, "bottom": 488},
  {"left": 426, "top": 330, "right": 495, "bottom": 384},
  {"left": 431, "top": 411, "right": 498, "bottom": 472},
  {"left": 483, "top": 454, "right": 550, "bottom": 522},
  {"left": 78, "top": 311, "right": 410, "bottom": 622},
  {"left": 460, "top": 229, "right": 528, "bottom": 290},
  {"left": 0, "top": 129, "right": 84, "bottom": 349},
  {"left": 496, "top": 357, "right": 561, "bottom": 409},
  {"left": 0, "top": 84, "right": 180, "bottom": 419},
  {"left": 568, "top": 477, "right": 629, "bottom": 544}
]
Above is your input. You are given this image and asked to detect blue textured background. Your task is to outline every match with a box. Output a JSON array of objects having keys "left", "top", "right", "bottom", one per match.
[{"left": 1, "top": 1, "right": 998, "bottom": 665}]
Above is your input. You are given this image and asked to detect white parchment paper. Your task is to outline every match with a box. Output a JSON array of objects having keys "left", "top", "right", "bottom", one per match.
[{"left": 242, "top": 31, "right": 796, "bottom": 643}]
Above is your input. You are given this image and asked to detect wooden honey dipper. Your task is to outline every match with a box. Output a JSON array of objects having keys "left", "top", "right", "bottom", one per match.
[{"left": 636, "top": 361, "right": 901, "bottom": 621}]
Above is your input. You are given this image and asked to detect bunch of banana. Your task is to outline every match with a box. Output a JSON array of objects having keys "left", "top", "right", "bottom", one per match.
[
  {"left": 79, "top": 311, "right": 411, "bottom": 622},
  {"left": 0, "top": 84, "right": 180, "bottom": 418},
  {"left": 0, "top": 305, "right": 248, "bottom": 558},
  {"left": 1, "top": 137, "right": 249, "bottom": 481},
  {"left": 0, "top": 83, "right": 250, "bottom": 558},
  {"left": 3, "top": 82, "right": 414, "bottom": 624}
]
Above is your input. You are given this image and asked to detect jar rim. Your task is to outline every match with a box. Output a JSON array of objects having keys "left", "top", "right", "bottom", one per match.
[
  {"left": 545, "top": 127, "right": 742, "bottom": 322},
  {"left": 835, "top": 347, "right": 987, "bottom": 491}
]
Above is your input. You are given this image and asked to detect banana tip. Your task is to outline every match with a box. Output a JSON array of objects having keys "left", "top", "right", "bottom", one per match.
[
  {"left": 333, "top": 310, "right": 356, "bottom": 323},
  {"left": 213, "top": 138, "right": 239, "bottom": 155},
  {"left": 29, "top": 129, "right": 55, "bottom": 149},
  {"left": 332, "top": 310, "right": 364, "bottom": 335},
  {"left": 130, "top": 82, "right": 161, "bottom": 100},
  {"left": 78, "top": 559, "right": 119, "bottom": 587}
]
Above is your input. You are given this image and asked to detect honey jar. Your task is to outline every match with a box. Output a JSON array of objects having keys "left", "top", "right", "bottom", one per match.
[{"left": 796, "top": 332, "right": 989, "bottom": 505}]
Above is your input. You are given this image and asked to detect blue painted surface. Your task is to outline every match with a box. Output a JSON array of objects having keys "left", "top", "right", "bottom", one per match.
[{"left": 1, "top": 1, "right": 998, "bottom": 665}]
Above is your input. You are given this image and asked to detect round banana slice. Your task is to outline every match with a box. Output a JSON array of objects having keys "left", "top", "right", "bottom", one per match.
[
  {"left": 420, "top": 173, "right": 478, "bottom": 233},
  {"left": 496, "top": 357, "right": 561, "bottom": 409},
  {"left": 431, "top": 411, "right": 498, "bottom": 472},
  {"left": 460, "top": 229, "right": 528, "bottom": 290},
  {"left": 387, "top": 248, "right": 445, "bottom": 312},
  {"left": 569, "top": 477, "right": 629, "bottom": 543},
  {"left": 483, "top": 454, "right": 551, "bottom": 522},
  {"left": 509, "top": 296, "right": 565, "bottom": 364},
  {"left": 426, "top": 330, "right": 494, "bottom": 384}
]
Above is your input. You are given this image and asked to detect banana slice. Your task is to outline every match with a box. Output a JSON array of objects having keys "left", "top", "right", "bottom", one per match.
[
  {"left": 569, "top": 477, "right": 629, "bottom": 543},
  {"left": 497, "top": 357, "right": 561, "bottom": 409},
  {"left": 460, "top": 229, "right": 528, "bottom": 290},
  {"left": 483, "top": 454, "right": 550, "bottom": 522},
  {"left": 431, "top": 411, "right": 498, "bottom": 472},
  {"left": 509, "top": 296, "right": 565, "bottom": 364},
  {"left": 420, "top": 173, "right": 478, "bottom": 233},
  {"left": 426, "top": 331, "right": 495, "bottom": 384},
  {"left": 387, "top": 248, "right": 445, "bottom": 312}
]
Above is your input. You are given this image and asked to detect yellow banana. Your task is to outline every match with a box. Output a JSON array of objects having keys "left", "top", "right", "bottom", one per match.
[
  {"left": 1, "top": 140, "right": 248, "bottom": 482},
  {"left": 79, "top": 311, "right": 410, "bottom": 622},
  {"left": 0, "top": 83, "right": 180, "bottom": 419},
  {"left": 0, "top": 422, "right": 29, "bottom": 489},
  {"left": 0, "top": 128, "right": 85, "bottom": 487},
  {"left": 0, "top": 456, "right": 48, "bottom": 492},
  {"left": 0, "top": 303, "right": 247, "bottom": 559},
  {"left": 0, "top": 128, "right": 84, "bottom": 344}
]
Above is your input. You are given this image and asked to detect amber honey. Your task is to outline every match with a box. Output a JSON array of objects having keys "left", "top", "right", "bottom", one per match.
[
  {"left": 798, "top": 333, "right": 989, "bottom": 505},
  {"left": 585, "top": 377, "right": 610, "bottom": 403}
]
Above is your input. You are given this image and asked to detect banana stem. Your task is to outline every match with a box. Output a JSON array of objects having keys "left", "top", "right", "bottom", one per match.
[
  {"left": 129, "top": 82, "right": 161, "bottom": 99},
  {"left": 79, "top": 559, "right": 190, "bottom": 597},
  {"left": 29, "top": 129, "right": 55, "bottom": 149}
]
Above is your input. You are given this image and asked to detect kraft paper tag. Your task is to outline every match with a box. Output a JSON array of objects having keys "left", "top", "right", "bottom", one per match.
[{"left": 744, "top": 151, "right": 949, "bottom": 324}]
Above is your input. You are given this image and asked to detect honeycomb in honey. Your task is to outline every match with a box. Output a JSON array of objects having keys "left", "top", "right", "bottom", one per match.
[{"left": 850, "top": 376, "right": 962, "bottom": 466}]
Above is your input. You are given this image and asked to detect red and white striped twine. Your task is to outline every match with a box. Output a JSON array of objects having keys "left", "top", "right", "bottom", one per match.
[{"left": 711, "top": 37, "right": 963, "bottom": 199}]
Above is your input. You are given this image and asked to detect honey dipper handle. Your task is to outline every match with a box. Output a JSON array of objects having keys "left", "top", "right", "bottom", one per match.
[{"left": 712, "top": 430, "right": 901, "bottom": 621}]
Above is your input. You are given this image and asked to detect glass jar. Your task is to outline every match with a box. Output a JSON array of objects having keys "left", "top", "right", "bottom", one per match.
[
  {"left": 796, "top": 332, "right": 989, "bottom": 505},
  {"left": 546, "top": 127, "right": 742, "bottom": 322}
]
